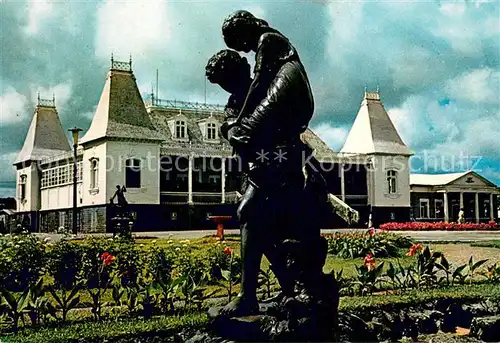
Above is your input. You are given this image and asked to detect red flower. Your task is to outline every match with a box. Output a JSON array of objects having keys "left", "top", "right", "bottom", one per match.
[
  {"left": 406, "top": 243, "right": 423, "bottom": 256},
  {"left": 100, "top": 252, "right": 115, "bottom": 266},
  {"left": 364, "top": 254, "right": 376, "bottom": 271},
  {"left": 368, "top": 227, "right": 375, "bottom": 237},
  {"left": 224, "top": 247, "right": 232, "bottom": 256},
  {"left": 379, "top": 221, "right": 499, "bottom": 231}
]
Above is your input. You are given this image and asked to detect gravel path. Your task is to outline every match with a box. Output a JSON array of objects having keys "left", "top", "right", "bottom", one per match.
[{"left": 431, "top": 243, "right": 500, "bottom": 267}]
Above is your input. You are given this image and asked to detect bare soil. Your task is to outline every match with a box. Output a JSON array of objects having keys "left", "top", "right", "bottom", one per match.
[{"left": 430, "top": 243, "right": 500, "bottom": 267}]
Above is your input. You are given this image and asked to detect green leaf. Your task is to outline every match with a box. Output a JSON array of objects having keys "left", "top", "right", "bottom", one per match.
[
  {"left": 68, "top": 296, "right": 80, "bottom": 310},
  {"left": 440, "top": 255, "right": 450, "bottom": 270},
  {"left": 221, "top": 270, "right": 231, "bottom": 281},
  {"left": 473, "top": 259, "right": 488, "bottom": 271},
  {"left": 453, "top": 265, "right": 467, "bottom": 278},
  {"left": 1, "top": 288, "right": 18, "bottom": 310}
]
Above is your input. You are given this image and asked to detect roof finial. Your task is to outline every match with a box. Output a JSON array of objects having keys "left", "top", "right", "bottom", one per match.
[
  {"left": 111, "top": 53, "right": 114, "bottom": 69},
  {"left": 37, "top": 92, "right": 40, "bottom": 105},
  {"left": 376, "top": 84, "right": 380, "bottom": 93},
  {"left": 151, "top": 83, "right": 155, "bottom": 105},
  {"left": 53, "top": 93, "right": 55, "bottom": 106},
  {"left": 129, "top": 54, "right": 132, "bottom": 70}
]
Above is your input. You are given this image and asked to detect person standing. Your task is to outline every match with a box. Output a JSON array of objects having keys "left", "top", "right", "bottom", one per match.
[{"left": 458, "top": 208, "right": 465, "bottom": 224}]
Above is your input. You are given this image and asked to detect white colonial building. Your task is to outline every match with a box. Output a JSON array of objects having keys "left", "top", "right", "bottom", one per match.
[{"left": 12, "top": 58, "right": 499, "bottom": 233}]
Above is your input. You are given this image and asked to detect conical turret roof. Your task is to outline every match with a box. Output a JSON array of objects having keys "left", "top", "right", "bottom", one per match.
[
  {"left": 14, "top": 98, "right": 71, "bottom": 165},
  {"left": 80, "top": 58, "right": 163, "bottom": 144},
  {"left": 340, "top": 90, "right": 412, "bottom": 156}
]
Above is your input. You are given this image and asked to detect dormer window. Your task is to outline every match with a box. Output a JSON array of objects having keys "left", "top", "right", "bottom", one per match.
[
  {"left": 175, "top": 120, "right": 186, "bottom": 139},
  {"left": 207, "top": 122, "right": 217, "bottom": 140}
]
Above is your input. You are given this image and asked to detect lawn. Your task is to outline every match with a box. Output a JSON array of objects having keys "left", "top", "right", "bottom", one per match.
[
  {"left": 134, "top": 235, "right": 500, "bottom": 277},
  {"left": 2, "top": 232, "right": 500, "bottom": 343}
]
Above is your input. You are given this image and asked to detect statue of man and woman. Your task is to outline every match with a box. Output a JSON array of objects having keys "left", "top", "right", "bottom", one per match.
[{"left": 205, "top": 10, "right": 337, "bottom": 320}]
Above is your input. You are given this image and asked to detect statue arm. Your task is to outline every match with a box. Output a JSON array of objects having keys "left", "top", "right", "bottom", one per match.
[
  {"left": 227, "top": 73, "right": 288, "bottom": 150},
  {"left": 235, "top": 33, "right": 288, "bottom": 124}
]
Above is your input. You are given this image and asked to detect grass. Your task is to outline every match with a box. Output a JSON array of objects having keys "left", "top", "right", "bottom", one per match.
[
  {"left": 339, "top": 283, "right": 500, "bottom": 311},
  {"left": 471, "top": 240, "right": 500, "bottom": 249},
  {"left": 2, "top": 312, "right": 207, "bottom": 343},
  {"left": 324, "top": 255, "right": 414, "bottom": 277},
  {"left": 5, "top": 283, "right": 500, "bottom": 343}
]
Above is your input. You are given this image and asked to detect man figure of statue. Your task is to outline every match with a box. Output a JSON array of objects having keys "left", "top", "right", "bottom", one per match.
[{"left": 206, "top": 45, "right": 330, "bottom": 317}]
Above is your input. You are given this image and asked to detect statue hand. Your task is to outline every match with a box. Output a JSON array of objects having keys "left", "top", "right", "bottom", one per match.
[{"left": 221, "top": 117, "right": 238, "bottom": 140}]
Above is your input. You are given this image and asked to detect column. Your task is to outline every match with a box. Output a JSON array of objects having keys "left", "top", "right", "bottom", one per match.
[
  {"left": 221, "top": 157, "right": 226, "bottom": 204},
  {"left": 188, "top": 155, "right": 193, "bottom": 204},
  {"left": 490, "top": 193, "right": 495, "bottom": 221},
  {"left": 459, "top": 192, "right": 464, "bottom": 209},
  {"left": 443, "top": 192, "right": 449, "bottom": 222},
  {"left": 475, "top": 192, "right": 480, "bottom": 223},
  {"left": 340, "top": 163, "right": 345, "bottom": 202}
]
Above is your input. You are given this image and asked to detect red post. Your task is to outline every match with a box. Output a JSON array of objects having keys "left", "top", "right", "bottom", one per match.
[
  {"left": 217, "top": 223, "right": 224, "bottom": 240},
  {"left": 208, "top": 215, "right": 232, "bottom": 241}
]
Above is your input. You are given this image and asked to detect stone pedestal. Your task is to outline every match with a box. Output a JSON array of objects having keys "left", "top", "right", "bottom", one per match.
[
  {"left": 110, "top": 215, "right": 134, "bottom": 239},
  {"left": 204, "top": 273, "right": 339, "bottom": 342}
]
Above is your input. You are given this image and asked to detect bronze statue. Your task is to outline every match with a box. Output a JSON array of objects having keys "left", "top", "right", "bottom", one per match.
[
  {"left": 110, "top": 185, "right": 129, "bottom": 216},
  {"left": 201, "top": 10, "right": 339, "bottom": 342},
  {"left": 202, "top": 11, "right": 341, "bottom": 342},
  {"left": 206, "top": 44, "right": 335, "bottom": 320}
]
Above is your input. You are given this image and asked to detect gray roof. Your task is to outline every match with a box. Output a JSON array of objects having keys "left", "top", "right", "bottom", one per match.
[
  {"left": 80, "top": 63, "right": 163, "bottom": 144},
  {"left": 15, "top": 103, "right": 71, "bottom": 164},
  {"left": 410, "top": 172, "right": 469, "bottom": 186},
  {"left": 147, "top": 103, "right": 337, "bottom": 158},
  {"left": 79, "top": 60, "right": 339, "bottom": 158},
  {"left": 341, "top": 90, "right": 412, "bottom": 156},
  {"left": 410, "top": 171, "right": 498, "bottom": 188}
]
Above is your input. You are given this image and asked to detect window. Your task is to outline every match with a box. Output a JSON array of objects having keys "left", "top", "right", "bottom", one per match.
[
  {"left": 435, "top": 199, "right": 444, "bottom": 218},
  {"left": 419, "top": 198, "right": 429, "bottom": 218},
  {"left": 207, "top": 122, "right": 217, "bottom": 140},
  {"left": 41, "top": 171, "right": 47, "bottom": 188},
  {"left": 386, "top": 170, "right": 397, "bottom": 194},
  {"left": 90, "top": 210, "right": 98, "bottom": 230},
  {"left": 125, "top": 159, "right": 141, "bottom": 188},
  {"left": 61, "top": 165, "right": 68, "bottom": 184},
  {"left": 77, "top": 162, "right": 83, "bottom": 182},
  {"left": 175, "top": 120, "right": 186, "bottom": 139},
  {"left": 59, "top": 212, "right": 66, "bottom": 228},
  {"left": 90, "top": 159, "right": 98, "bottom": 189},
  {"left": 19, "top": 175, "right": 27, "bottom": 200}
]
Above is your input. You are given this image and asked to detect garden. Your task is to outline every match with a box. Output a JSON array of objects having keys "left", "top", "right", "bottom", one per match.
[
  {"left": 1, "top": 230, "right": 500, "bottom": 342},
  {"left": 380, "top": 221, "right": 500, "bottom": 231}
]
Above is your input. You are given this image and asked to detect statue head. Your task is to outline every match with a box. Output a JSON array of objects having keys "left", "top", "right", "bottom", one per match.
[
  {"left": 116, "top": 185, "right": 121, "bottom": 190},
  {"left": 206, "top": 49, "right": 251, "bottom": 94},
  {"left": 222, "top": 10, "right": 269, "bottom": 53}
]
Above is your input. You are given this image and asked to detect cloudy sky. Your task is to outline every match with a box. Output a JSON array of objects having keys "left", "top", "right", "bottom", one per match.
[{"left": 1, "top": 0, "right": 499, "bottom": 197}]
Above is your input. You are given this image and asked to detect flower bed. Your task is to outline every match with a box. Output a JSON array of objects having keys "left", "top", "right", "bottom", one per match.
[
  {"left": 380, "top": 221, "right": 500, "bottom": 231},
  {"left": 323, "top": 230, "right": 413, "bottom": 258}
]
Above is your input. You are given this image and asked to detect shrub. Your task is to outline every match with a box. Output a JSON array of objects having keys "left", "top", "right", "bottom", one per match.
[
  {"left": 0, "top": 234, "right": 46, "bottom": 291},
  {"left": 380, "top": 221, "right": 500, "bottom": 231},
  {"left": 147, "top": 243, "right": 175, "bottom": 282},
  {"left": 175, "top": 248, "right": 211, "bottom": 285},
  {"left": 207, "top": 245, "right": 241, "bottom": 282},
  {"left": 324, "top": 231, "right": 413, "bottom": 258},
  {"left": 79, "top": 237, "right": 114, "bottom": 289},
  {"left": 110, "top": 239, "right": 143, "bottom": 288},
  {"left": 47, "top": 240, "right": 84, "bottom": 290}
]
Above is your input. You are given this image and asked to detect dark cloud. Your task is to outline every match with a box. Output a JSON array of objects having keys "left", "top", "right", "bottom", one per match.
[{"left": 0, "top": 0, "right": 499, "bottom": 189}]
